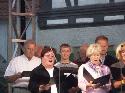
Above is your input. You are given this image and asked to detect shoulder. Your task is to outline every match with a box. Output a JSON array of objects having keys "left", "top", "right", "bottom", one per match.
[
  {"left": 32, "top": 64, "right": 41, "bottom": 71},
  {"left": 55, "top": 62, "right": 60, "bottom": 65},
  {"left": 106, "top": 55, "right": 118, "bottom": 61},
  {"left": 53, "top": 66, "right": 60, "bottom": 74},
  {"left": 13, "top": 55, "right": 23, "bottom": 59},
  {"left": 111, "top": 62, "right": 121, "bottom": 68},
  {"left": 31, "top": 64, "right": 43, "bottom": 74},
  {"left": 32, "top": 56, "right": 41, "bottom": 61},
  {"left": 70, "top": 62, "right": 77, "bottom": 65},
  {"left": 70, "top": 62, "right": 78, "bottom": 67},
  {"left": 9, "top": 55, "right": 23, "bottom": 64},
  {"left": 54, "top": 62, "right": 61, "bottom": 66},
  {"left": 54, "top": 66, "right": 59, "bottom": 70},
  {"left": 78, "top": 64, "right": 86, "bottom": 70}
]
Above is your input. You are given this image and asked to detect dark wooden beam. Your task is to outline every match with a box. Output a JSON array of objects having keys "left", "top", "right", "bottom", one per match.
[
  {"left": 65, "top": 0, "right": 72, "bottom": 7},
  {"left": 37, "top": 2, "right": 125, "bottom": 29},
  {"left": 38, "top": 2, "right": 125, "bottom": 18},
  {"left": 39, "top": 20, "right": 125, "bottom": 30},
  {"left": 74, "top": 0, "right": 78, "bottom": 6}
]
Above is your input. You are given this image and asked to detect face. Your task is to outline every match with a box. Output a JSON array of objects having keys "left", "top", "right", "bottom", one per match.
[
  {"left": 42, "top": 51, "right": 55, "bottom": 68},
  {"left": 35, "top": 46, "right": 43, "bottom": 57},
  {"left": 120, "top": 46, "right": 125, "bottom": 62},
  {"left": 60, "top": 47, "right": 71, "bottom": 60},
  {"left": 96, "top": 39, "right": 108, "bottom": 55},
  {"left": 24, "top": 44, "right": 36, "bottom": 60},
  {"left": 80, "top": 44, "right": 88, "bottom": 58},
  {"left": 90, "top": 53, "right": 101, "bottom": 65}
]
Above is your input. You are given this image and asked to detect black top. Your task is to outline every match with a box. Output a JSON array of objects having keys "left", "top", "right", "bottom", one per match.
[
  {"left": 111, "top": 62, "right": 125, "bottom": 92},
  {"left": 28, "top": 64, "right": 65, "bottom": 93},
  {"left": 55, "top": 63, "right": 79, "bottom": 93},
  {"left": 103, "top": 55, "right": 118, "bottom": 68}
]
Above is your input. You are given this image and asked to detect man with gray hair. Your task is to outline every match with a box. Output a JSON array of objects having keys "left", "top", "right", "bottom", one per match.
[{"left": 4, "top": 39, "right": 41, "bottom": 93}]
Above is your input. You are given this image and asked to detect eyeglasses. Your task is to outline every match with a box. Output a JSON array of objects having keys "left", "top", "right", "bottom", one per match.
[{"left": 44, "top": 54, "right": 55, "bottom": 58}]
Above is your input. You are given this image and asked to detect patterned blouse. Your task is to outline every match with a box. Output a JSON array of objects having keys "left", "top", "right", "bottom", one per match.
[{"left": 78, "top": 61, "right": 111, "bottom": 93}]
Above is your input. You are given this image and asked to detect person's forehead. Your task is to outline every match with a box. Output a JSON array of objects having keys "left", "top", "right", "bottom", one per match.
[
  {"left": 121, "top": 45, "right": 125, "bottom": 51},
  {"left": 45, "top": 51, "right": 54, "bottom": 54},
  {"left": 91, "top": 52, "right": 100, "bottom": 55},
  {"left": 26, "top": 43, "right": 35, "bottom": 47},
  {"left": 97, "top": 39, "right": 108, "bottom": 43},
  {"left": 25, "top": 45, "right": 35, "bottom": 50},
  {"left": 61, "top": 47, "right": 70, "bottom": 50}
]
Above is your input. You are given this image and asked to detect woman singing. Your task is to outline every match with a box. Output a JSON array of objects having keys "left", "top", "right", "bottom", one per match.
[{"left": 78, "top": 43, "right": 111, "bottom": 93}]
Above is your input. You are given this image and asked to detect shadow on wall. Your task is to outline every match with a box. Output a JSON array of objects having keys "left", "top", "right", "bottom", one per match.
[
  {"left": 0, "top": 54, "right": 8, "bottom": 93},
  {"left": 0, "top": 77, "right": 8, "bottom": 93}
]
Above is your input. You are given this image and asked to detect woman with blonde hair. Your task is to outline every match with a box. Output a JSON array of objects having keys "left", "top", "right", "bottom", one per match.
[
  {"left": 111, "top": 42, "right": 125, "bottom": 93},
  {"left": 78, "top": 43, "right": 111, "bottom": 93}
]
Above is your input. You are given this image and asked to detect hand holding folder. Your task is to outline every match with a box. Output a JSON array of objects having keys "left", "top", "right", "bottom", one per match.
[
  {"left": 49, "top": 77, "right": 55, "bottom": 85},
  {"left": 92, "top": 74, "right": 110, "bottom": 87},
  {"left": 21, "top": 71, "right": 31, "bottom": 77},
  {"left": 93, "top": 74, "right": 110, "bottom": 84},
  {"left": 83, "top": 68, "right": 110, "bottom": 87}
]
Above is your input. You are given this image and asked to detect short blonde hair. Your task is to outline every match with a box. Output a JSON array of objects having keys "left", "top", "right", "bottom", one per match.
[
  {"left": 116, "top": 42, "right": 125, "bottom": 60},
  {"left": 86, "top": 43, "right": 101, "bottom": 58}
]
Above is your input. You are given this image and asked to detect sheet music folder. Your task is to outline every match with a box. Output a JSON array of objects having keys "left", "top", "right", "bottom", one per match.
[
  {"left": 60, "top": 67, "right": 78, "bottom": 74},
  {"left": 21, "top": 71, "right": 31, "bottom": 77},
  {"left": 83, "top": 68, "right": 110, "bottom": 86}
]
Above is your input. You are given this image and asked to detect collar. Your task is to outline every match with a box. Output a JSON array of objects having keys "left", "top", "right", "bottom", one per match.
[
  {"left": 22, "top": 54, "right": 34, "bottom": 61},
  {"left": 119, "top": 61, "right": 125, "bottom": 68},
  {"left": 61, "top": 60, "right": 71, "bottom": 64},
  {"left": 88, "top": 61, "right": 103, "bottom": 71},
  {"left": 100, "top": 53, "right": 107, "bottom": 64}
]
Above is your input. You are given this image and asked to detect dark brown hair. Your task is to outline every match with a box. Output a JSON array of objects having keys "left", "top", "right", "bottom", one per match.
[
  {"left": 41, "top": 46, "right": 56, "bottom": 57},
  {"left": 95, "top": 35, "right": 108, "bottom": 43},
  {"left": 60, "top": 43, "right": 71, "bottom": 52}
]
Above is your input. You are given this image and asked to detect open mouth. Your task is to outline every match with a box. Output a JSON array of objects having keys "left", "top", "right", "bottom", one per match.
[
  {"left": 94, "top": 60, "right": 98, "bottom": 62},
  {"left": 49, "top": 60, "right": 53, "bottom": 63}
]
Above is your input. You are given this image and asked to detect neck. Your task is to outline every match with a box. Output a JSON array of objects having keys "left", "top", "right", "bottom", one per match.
[
  {"left": 27, "top": 58, "right": 32, "bottom": 61},
  {"left": 25, "top": 55, "right": 32, "bottom": 61},
  {"left": 27, "top": 57, "right": 32, "bottom": 61},
  {"left": 101, "top": 54, "right": 106, "bottom": 58},
  {"left": 42, "top": 63, "right": 53, "bottom": 69},
  {"left": 61, "top": 59, "right": 70, "bottom": 64}
]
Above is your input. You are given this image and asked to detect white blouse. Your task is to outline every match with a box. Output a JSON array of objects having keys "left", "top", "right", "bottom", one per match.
[{"left": 46, "top": 68, "right": 57, "bottom": 93}]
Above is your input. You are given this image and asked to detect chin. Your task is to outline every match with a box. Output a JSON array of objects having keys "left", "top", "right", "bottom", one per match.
[{"left": 94, "top": 62, "right": 100, "bottom": 65}]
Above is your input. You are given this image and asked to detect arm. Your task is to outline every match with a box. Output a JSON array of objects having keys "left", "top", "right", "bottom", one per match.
[
  {"left": 78, "top": 65, "right": 97, "bottom": 92},
  {"left": 39, "top": 84, "right": 51, "bottom": 92},
  {"left": 28, "top": 69, "right": 51, "bottom": 93},
  {"left": 113, "top": 80, "right": 122, "bottom": 88},
  {"left": 28, "top": 71, "right": 40, "bottom": 93},
  {"left": 102, "top": 66, "right": 111, "bottom": 91},
  {"left": 78, "top": 65, "right": 88, "bottom": 92},
  {"left": 4, "top": 59, "right": 22, "bottom": 82},
  {"left": 5, "top": 72, "right": 22, "bottom": 82},
  {"left": 113, "top": 77, "right": 125, "bottom": 88}
]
